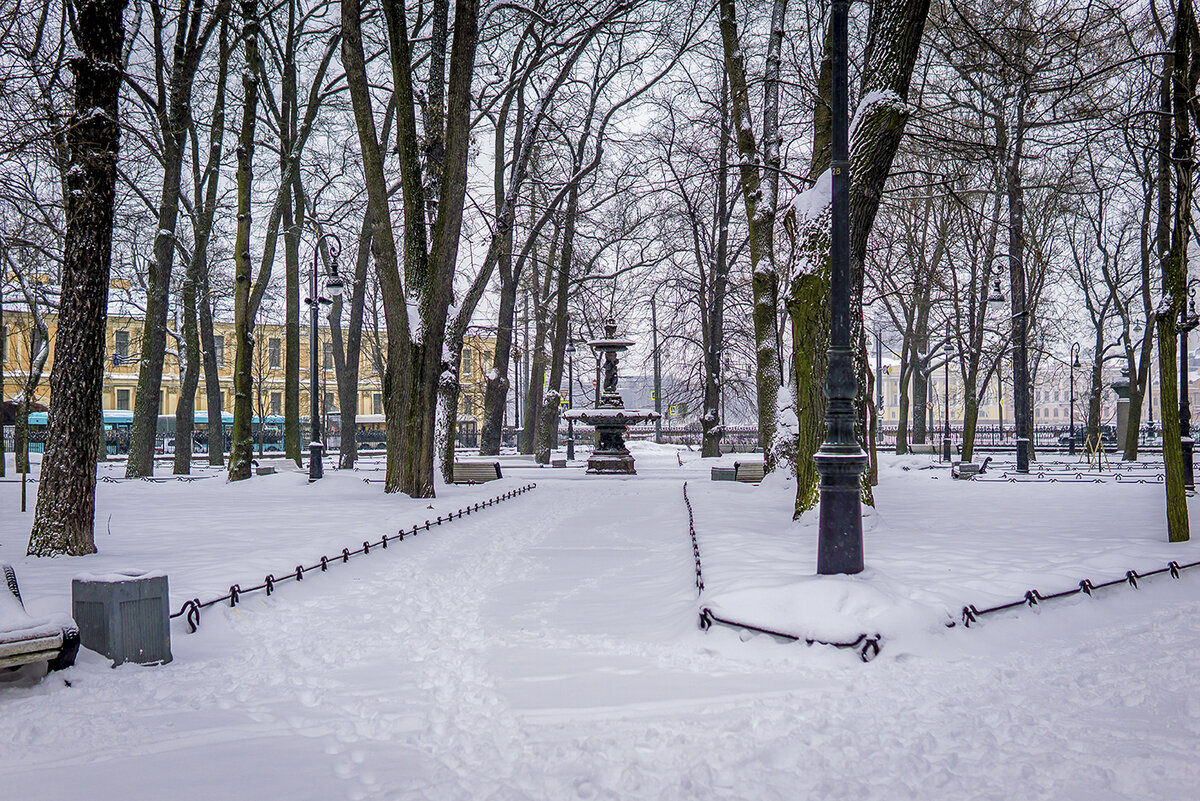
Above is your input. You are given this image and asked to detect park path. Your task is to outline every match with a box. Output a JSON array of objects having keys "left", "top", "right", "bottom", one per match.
[{"left": 4, "top": 449, "right": 1200, "bottom": 800}]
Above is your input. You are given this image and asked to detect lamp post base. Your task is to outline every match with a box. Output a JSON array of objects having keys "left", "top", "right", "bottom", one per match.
[
  {"left": 308, "top": 443, "right": 324, "bottom": 482},
  {"left": 942, "top": 436, "right": 952, "bottom": 462},
  {"left": 1184, "top": 436, "right": 1195, "bottom": 490},
  {"left": 814, "top": 448, "right": 867, "bottom": 575}
]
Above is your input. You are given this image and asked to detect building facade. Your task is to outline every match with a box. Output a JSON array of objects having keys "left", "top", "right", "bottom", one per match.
[{"left": 2, "top": 307, "right": 495, "bottom": 426}]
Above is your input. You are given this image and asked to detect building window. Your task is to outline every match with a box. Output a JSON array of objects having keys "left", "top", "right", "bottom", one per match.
[
  {"left": 324, "top": 391, "right": 335, "bottom": 412},
  {"left": 462, "top": 355, "right": 473, "bottom": 378},
  {"left": 116, "top": 388, "right": 131, "bottom": 410},
  {"left": 213, "top": 335, "right": 224, "bottom": 366},
  {"left": 270, "top": 392, "right": 281, "bottom": 416},
  {"left": 114, "top": 330, "right": 129, "bottom": 364},
  {"left": 373, "top": 393, "right": 383, "bottom": 415},
  {"left": 217, "top": 391, "right": 224, "bottom": 412},
  {"left": 323, "top": 341, "right": 333, "bottom": 370},
  {"left": 268, "top": 338, "right": 281, "bottom": 369}
]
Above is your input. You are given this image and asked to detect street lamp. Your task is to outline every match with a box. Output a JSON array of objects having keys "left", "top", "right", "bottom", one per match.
[
  {"left": 942, "top": 325, "right": 953, "bottom": 462},
  {"left": 307, "top": 232, "right": 342, "bottom": 482},
  {"left": 512, "top": 346, "right": 522, "bottom": 451},
  {"left": 1069, "top": 342, "right": 1080, "bottom": 456},
  {"left": 566, "top": 338, "right": 576, "bottom": 462},
  {"left": 815, "top": 0, "right": 866, "bottom": 576},
  {"left": 650, "top": 289, "right": 663, "bottom": 445},
  {"left": 1178, "top": 280, "right": 1199, "bottom": 489}
]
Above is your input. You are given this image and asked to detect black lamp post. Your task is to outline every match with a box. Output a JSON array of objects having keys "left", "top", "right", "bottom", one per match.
[
  {"left": 651, "top": 290, "right": 663, "bottom": 445},
  {"left": 1069, "top": 342, "right": 1080, "bottom": 456},
  {"left": 566, "top": 338, "right": 576, "bottom": 462},
  {"left": 511, "top": 346, "right": 521, "bottom": 451},
  {"left": 815, "top": 0, "right": 866, "bottom": 576},
  {"left": 942, "top": 325, "right": 953, "bottom": 463},
  {"left": 1179, "top": 281, "right": 1199, "bottom": 489},
  {"left": 307, "top": 233, "right": 342, "bottom": 482}
]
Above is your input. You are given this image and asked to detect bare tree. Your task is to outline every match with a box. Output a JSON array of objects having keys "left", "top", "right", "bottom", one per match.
[
  {"left": 784, "top": 0, "right": 930, "bottom": 516},
  {"left": 29, "top": 0, "right": 127, "bottom": 556},
  {"left": 717, "top": 0, "right": 785, "bottom": 468},
  {"left": 123, "top": 0, "right": 230, "bottom": 478}
]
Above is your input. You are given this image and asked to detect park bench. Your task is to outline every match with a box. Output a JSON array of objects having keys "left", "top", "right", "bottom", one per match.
[
  {"left": 951, "top": 456, "right": 991, "bottom": 480},
  {"left": 951, "top": 462, "right": 981, "bottom": 479},
  {"left": 711, "top": 466, "right": 736, "bottom": 481},
  {"left": 452, "top": 461, "right": 502, "bottom": 484},
  {"left": 734, "top": 461, "right": 766, "bottom": 484},
  {"left": 908, "top": 443, "right": 937, "bottom": 455},
  {"left": 1, "top": 563, "right": 79, "bottom": 678}
]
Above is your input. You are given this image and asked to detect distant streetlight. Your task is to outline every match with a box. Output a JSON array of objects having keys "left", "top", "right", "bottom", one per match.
[
  {"left": 1069, "top": 342, "right": 1080, "bottom": 456},
  {"left": 566, "top": 337, "right": 576, "bottom": 462},
  {"left": 308, "top": 233, "right": 342, "bottom": 482},
  {"left": 942, "top": 324, "right": 953, "bottom": 463},
  {"left": 512, "top": 345, "right": 522, "bottom": 451},
  {"left": 650, "top": 288, "right": 663, "bottom": 445},
  {"left": 1179, "top": 280, "right": 1199, "bottom": 489}
]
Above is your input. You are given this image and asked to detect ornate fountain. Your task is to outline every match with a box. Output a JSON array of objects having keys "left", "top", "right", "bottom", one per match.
[{"left": 563, "top": 320, "right": 660, "bottom": 474}]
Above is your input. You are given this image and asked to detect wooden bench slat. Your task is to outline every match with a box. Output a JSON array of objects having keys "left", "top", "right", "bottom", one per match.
[
  {"left": 452, "top": 462, "right": 502, "bottom": 484},
  {"left": 734, "top": 461, "right": 766, "bottom": 483}
]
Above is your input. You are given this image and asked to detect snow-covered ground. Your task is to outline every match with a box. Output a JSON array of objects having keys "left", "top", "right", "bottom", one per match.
[{"left": 2, "top": 444, "right": 1199, "bottom": 800}]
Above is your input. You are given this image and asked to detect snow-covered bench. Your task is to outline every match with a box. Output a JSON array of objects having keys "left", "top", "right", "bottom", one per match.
[
  {"left": 452, "top": 461, "right": 502, "bottom": 484},
  {"left": 908, "top": 444, "right": 938, "bottom": 455},
  {"left": 1, "top": 563, "right": 79, "bottom": 678}
]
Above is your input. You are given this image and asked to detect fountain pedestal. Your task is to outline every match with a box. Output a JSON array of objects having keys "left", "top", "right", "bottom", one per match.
[{"left": 563, "top": 321, "right": 659, "bottom": 475}]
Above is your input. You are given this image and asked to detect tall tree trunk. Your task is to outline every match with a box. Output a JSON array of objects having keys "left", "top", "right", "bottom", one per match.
[
  {"left": 534, "top": 199, "right": 576, "bottom": 464},
  {"left": 332, "top": 206, "right": 373, "bottom": 469},
  {"left": 961, "top": 394, "right": 980, "bottom": 462},
  {"left": 480, "top": 259, "right": 517, "bottom": 455},
  {"left": 199, "top": 266, "right": 224, "bottom": 464},
  {"left": 174, "top": 17, "right": 229, "bottom": 474},
  {"left": 523, "top": 280, "right": 552, "bottom": 457},
  {"left": 282, "top": 0, "right": 303, "bottom": 467},
  {"left": 702, "top": 76, "right": 731, "bottom": 459},
  {"left": 173, "top": 264, "right": 200, "bottom": 474},
  {"left": 895, "top": 361, "right": 911, "bottom": 454},
  {"left": 1006, "top": 104, "right": 1032, "bottom": 470},
  {"left": 788, "top": 0, "right": 930, "bottom": 515},
  {"left": 228, "top": 0, "right": 260, "bottom": 482},
  {"left": 282, "top": 170, "right": 303, "bottom": 467},
  {"left": 717, "top": 0, "right": 783, "bottom": 469},
  {"left": 29, "top": 0, "right": 126, "bottom": 556},
  {"left": 1159, "top": 5, "right": 1195, "bottom": 543}
]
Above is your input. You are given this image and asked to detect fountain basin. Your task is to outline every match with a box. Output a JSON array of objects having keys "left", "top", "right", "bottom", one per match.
[{"left": 563, "top": 408, "right": 660, "bottom": 474}]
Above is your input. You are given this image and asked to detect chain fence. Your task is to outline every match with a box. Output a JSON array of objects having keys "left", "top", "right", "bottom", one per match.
[
  {"left": 683, "top": 481, "right": 882, "bottom": 662},
  {"left": 682, "top": 481, "right": 704, "bottom": 594},
  {"left": 971, "top": 470, "right": 1165, "bottom": 485},
  {"left": 955, "top": 557, "right": 1200, "bottom": 628},
  {"left": 170, "top": 483, "right": 538, "bottom": 632}
]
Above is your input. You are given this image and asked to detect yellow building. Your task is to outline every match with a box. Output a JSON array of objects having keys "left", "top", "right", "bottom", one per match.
[{"left": 2, "top": 307, "right": 495, "bottom": 425}]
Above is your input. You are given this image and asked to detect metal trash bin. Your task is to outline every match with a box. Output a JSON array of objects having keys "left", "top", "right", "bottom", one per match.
[{"left": 72, "top": 571, "right": 172, "bottom": 666}]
